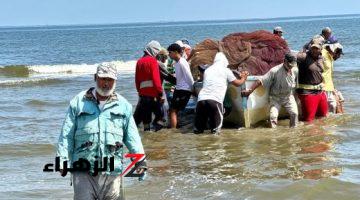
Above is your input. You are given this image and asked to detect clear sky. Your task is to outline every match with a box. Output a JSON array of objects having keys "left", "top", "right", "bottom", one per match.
[{"left": 1, "top": 0, "right": 359, "bottom": 26}]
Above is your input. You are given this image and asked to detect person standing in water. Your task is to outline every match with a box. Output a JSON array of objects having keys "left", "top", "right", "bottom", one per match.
[
  {"left": 133, "top": 40, "right": 164, "bottom": 131},
  {"left": 194, "top": 52, "right": 248, "bottom": 134},
  {"left": 167, "top": 43, "right": 194, "bottom": 129},
  {"left": 242, "top": 53, "right": 299, "bottom": 128},
  {"left": 321, "top": 39, "right": 344, "bottom": 113},
  {"left": 57, "top": 63, "right": 146, "bottom": 200}
]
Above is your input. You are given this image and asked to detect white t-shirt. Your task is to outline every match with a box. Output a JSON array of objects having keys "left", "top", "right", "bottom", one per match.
[
  {"left": 198, "top": 52, "right": 236, "bottom": 104},
  {"left": 92, "top": 89, "right": 107, "bottom": 111},
  {"left": 174, "top": 57, "right": 194, "bottom": 91}
]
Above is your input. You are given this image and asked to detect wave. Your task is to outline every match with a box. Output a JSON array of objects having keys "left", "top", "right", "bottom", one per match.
[
  {"left": 0, "top": 65, "right": 30, "bottom": 77},
  {"left": 0, "top": 77, "right": 68, "bottom": 87},
  {"left": 0, "top": 60, "right": 136, "bottom": 77},
  {"left": 0, "top": 60, "right": 137, "bottom": 86},
  {"left": 25, "top": 99, "right": 68, "bottom": 107}
]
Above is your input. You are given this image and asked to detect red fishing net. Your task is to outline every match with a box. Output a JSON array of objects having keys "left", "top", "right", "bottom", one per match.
[{"left": 189, "top": 30, "right": 290, "bottom": 76}]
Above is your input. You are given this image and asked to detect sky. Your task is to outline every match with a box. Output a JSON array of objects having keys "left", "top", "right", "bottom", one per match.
[{"left": 1, "top": 0, "right": 360, "bottom": 26}]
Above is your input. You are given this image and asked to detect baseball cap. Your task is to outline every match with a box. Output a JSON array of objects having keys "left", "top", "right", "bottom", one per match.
[
  {"left": 327, "top": 43, "right": 344, "bottom": 55},
  {"left": 181, "top": 39, "right": 190, "bottom": 45},
  {"left": 96, "top": 63, "right": 117, "bottom": 80},
  {"left": 175, "top": 40, "right": 185, "bottom": 48},
  {"left": 274, "top": 26, "right": 283, "bottom": 32}
]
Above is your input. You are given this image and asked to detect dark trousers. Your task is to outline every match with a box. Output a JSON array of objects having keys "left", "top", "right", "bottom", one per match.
[
  {"left": 134, "top": 96, "right": 163, "bottom": 128},
  {"left": 194, "top": 100, "right": 224, "bottom": 133}
]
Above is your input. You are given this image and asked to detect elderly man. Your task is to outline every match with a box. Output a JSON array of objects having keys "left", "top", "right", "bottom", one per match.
[
  {"left": 297, "top": 43, "right": 328, "bottom": 122},
  {"left": 134, "top": 40, "right": 164, "bottom": 131},
  {"left": 322, "top": 41, "right": 344, "bottom": 113},
  {"left": 57, "top": 63, "right": 146, "bottom": 200},
  {"left": 242, "top": 52, "right": 299, "bottom": 128}
]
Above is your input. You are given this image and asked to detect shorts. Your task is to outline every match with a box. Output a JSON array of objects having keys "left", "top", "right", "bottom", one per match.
[{"left": 170, "top": 89, "right": 192, "bottom": 111}]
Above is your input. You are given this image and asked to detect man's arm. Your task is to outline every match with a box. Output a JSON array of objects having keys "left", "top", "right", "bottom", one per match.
[
  {"left": 135, "top": 62, "right": 140, "bottom": 92},
  {"left": 159, "top": 62, "right": 176, "bottom": 85},
  {"left": 56, "top": 104, "right": 76, "bottom": 176},
  {"left": 151, "top": 60, "right": 163, "bottom": 97},
  {"left": 181, "top": 61, "right": 195, "bottom": 88},
  {"left": 241, "top": 69, "right": 273, "bottom": 97},
  {"left": 241, "top": 80, "right": 261, "bottom": 97},
  {"left": 231, "top": 70, "right": 249, "bottom": 87},
  {"left": 123, "top": 104, "right": 145, "bottom": 154},
  {"left": 122, "top": 103, "right": 147, "bottom": 176}
]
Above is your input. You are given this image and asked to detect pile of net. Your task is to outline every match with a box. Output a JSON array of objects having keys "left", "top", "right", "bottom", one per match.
[{"left": 189, "top": 30, "right": 289, "bottom": 76}]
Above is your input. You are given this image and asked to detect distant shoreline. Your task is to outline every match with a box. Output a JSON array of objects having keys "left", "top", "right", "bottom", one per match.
[{"left": 1, "top": 13, "right": 359, "bottom": 29}]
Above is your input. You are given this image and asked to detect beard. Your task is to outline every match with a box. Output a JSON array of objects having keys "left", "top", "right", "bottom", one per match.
[{"left": 96, "top": 82, "right": 116, "bottom": 97}]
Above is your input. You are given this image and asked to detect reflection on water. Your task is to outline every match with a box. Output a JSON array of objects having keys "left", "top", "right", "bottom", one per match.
[
  {"left": 120, "top": 115, "right": 360, "bottom": 200},
  {"left": 144, "top": 121, "right": 340, "bottom": 182}
]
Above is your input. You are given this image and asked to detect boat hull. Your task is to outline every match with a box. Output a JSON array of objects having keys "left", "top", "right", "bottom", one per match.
[{"left": 223, "top": 76, "right": 291, "bottom": 127}]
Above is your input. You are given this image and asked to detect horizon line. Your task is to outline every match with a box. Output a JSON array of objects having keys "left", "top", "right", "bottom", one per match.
[{"left": 0, "top": 13, "right": 359, "bottom": 29}]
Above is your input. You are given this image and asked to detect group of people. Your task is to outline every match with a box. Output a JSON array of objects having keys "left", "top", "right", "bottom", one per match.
[
  {"left": 56, "top": 26, "right": 344, "bottom": 199},
  {"left": 134, "top": 26, "right": 344, "bottom": 132},
  {"left": 133, "top": 39, "right": 250, "bottom": 134},
  {"left": 243, "top": 26, "right": 344, "bottom": 128}
]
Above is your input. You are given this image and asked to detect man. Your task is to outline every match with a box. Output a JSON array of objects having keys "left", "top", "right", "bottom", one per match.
[
  {"left": 194, "top": 52, "right": 248, "bottom": 134},
  {"left": 167, "top": 43, "right": 194, "bottom": 128},
  {"left": 133, "top": 40, "right": 164, "bottom": 131},
  {"left": 303, "top": 27, "right": 332, "bottom": 52},
  {"left": 242, "top": 53, "right": 299, "bottom": 128},
  {"left": 57, "top": 63, "right": 146, "bottom": 200},
  {"left": 273, "top": 26, "right": 284, "bottom": 38},
  {"left": 322, "top": 42, "right": 344, "bottom": 113},
  {"left": 297, "top": 43, "right": 328, "bottom": 122}
]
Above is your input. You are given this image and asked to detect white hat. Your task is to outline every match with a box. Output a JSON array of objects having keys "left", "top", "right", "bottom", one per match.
[
  {"left": 175, "top": 40, "right": 185, "bottom": 48},
  {"left": 274, "top": 26, "right": 283, "bottom": 32},
  {"left": 325, "top": 43, "right": 344, "bottom": 54},
  {"left": 184, "top": 44, "right": 191, "bottom": 49}
]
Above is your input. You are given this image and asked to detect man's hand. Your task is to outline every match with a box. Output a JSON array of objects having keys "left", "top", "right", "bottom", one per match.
[
  {"left": 135, "top": 160, "right": 147, "bottom": 181},
  {"left": 136, "top": 168, "right": 146, "bottom": 175},
  {"left": 59, "top": 169, "right": 67, "bottom": 177},
  {"left": 240, "top": 70, "right": 250, "bottom": 78}
]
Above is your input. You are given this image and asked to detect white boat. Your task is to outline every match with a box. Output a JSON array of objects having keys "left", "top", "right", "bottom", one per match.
[{"left": 223, "top": 76, "right": 291, "bottom": 128}]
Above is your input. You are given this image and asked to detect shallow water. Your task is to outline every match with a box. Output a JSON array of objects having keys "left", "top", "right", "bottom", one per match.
[{"left": 1, "top": 15, "right": 360, "bottom": 199}]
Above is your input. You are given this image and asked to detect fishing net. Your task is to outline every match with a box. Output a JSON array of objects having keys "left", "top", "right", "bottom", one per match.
[{"left": 189, "top": 30, "right": 290, "bottom": 76}]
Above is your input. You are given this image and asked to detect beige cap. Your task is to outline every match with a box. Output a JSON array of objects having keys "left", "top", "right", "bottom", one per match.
[
  {"left": 96, "top": 63, "right": 117, "bottom": 80},
  {"left": 311, "top": 43, "right": 322, "bottom": 49}
]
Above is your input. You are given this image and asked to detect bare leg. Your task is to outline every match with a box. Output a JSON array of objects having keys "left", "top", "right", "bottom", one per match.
[{"left": 169, "top": 109, "right": 178, "bottom": 128}]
